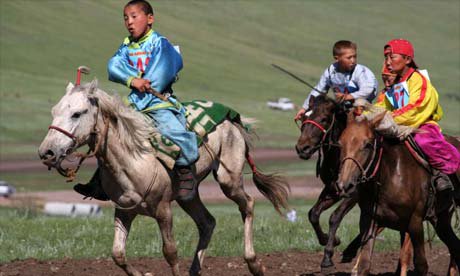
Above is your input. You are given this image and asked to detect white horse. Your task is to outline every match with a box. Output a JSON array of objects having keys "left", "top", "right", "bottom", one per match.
[{"left": 38, "top": 78, "right": 290, "bottom": 276}]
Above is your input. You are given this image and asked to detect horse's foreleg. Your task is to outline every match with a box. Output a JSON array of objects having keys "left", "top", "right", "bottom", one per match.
[
  {"left": 309, "top": 188, "right": 341, "bottom": 246},
  {"left": 397, "top": 232, "right": 412, "bottom": 276},
  {"left": 113, "top": 210, "right": 141, "bottom": 276},
  {"left": 408, "top": 216, "right": 428, "bottom": 276},
  {"left": 177, "top": 194, "right": 216, "bottom": 276},
  {"left": 155, "top": 201, "right": 180, "bottom": 276},
  {"left": 321, "top": 196, "right": 358, "bottom": 273},
  {"left": 354, "top": 216, "right": 377, "bottom": 276},
  {"left": 448, "top": 255, "right": 459, "bottom": 276}
]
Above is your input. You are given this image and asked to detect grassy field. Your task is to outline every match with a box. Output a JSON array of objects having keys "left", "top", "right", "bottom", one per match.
[
  {"left": 0, "top": 158, "right": 317, "bottom": 192},
  {"left": 0, "top": 0, "right": 459, "bottom": 160},
  {"left": 3, "top": 200, "right": 450, "bottom": 263}
]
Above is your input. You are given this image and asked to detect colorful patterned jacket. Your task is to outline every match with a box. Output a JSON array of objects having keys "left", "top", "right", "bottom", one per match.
[
  {"left": 374, "top": 67, "right": 443, "bottom": 128},
  {"left": 107, "top": 29, "right": 183, "bottom": 111}
]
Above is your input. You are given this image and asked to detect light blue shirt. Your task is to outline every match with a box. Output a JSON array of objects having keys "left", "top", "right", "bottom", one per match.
[
  {"left": 303, "top": 63, "right": 378, "bottom": 109},
  {"left": 107, "top": 30, "right": 183, "bottom": 111}
]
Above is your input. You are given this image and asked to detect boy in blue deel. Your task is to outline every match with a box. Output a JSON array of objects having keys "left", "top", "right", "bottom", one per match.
[{"left": 74, "top": 0, "right": 199, "bottom": 202}]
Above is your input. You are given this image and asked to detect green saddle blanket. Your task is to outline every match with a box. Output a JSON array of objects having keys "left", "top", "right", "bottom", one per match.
[{"left": 149, "top": 100, "right": 241, "bottom": 169}]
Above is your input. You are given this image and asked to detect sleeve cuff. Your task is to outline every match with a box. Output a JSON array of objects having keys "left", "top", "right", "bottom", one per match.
[{"left": 126, "top": 76, "right": 135, "bottom": 88}]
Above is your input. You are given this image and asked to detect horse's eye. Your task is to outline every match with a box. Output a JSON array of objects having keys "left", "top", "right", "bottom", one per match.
[
  {"left": 364, "top": 142, "right": 373, "bottom": 149},
  {"left": 72, "top": 112, "right": 81, "bottom": 119},
  {"left": 71, "top": 109, "right": 87, "bottom": 119}
]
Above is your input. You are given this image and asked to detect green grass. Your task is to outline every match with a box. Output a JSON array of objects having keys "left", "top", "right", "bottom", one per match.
[
  {"left": 4, "top": 200, "right": 449, "bottom": 263},
  {"left": 1, "top": 1, "right": 459, "bottom": 159},
  {"left": 0, "top": 159, "right": 316, "bottom": 192}
]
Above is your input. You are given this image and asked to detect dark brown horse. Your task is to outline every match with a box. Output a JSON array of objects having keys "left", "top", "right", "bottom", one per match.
[
  {"left": 336, "top": 111, "right": 460, "bottom": 275},
  {"left": 295, "top": 95, "right": 361, "bottom": 272}
]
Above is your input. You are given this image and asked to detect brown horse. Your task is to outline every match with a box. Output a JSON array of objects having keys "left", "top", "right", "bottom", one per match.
[
  {"left": 295, "top": 95, "right": 365, "bottom": 272},
  {"left": 296, "top": 95, "right": 414, "bottom": 275},
  {"left": 336, "top": 111, "right": 460, "bottom": 275}
]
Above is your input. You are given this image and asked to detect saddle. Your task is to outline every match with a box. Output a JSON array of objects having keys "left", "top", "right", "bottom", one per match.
[
  {"left": 148, "top": 100, "right": 243, "bottom": 169},
  {"left": 403, "top": 135, "right": 453, "bottom": 223}
]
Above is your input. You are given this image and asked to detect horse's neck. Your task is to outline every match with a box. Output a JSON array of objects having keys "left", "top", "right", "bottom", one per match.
[
  {"left": 95, "top": 116, "right": 157, "bottom": 178},
  {"left": 321, "top": 113, "right": 345, "bottom": 152}
]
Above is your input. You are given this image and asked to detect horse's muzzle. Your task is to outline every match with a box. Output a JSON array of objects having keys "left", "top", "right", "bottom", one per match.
[
  {"left": 295, "top": 144, "right": 314, "bottom": 160},
  {"left": 336, "top": 181, "right": 356, "bottom": 198}
]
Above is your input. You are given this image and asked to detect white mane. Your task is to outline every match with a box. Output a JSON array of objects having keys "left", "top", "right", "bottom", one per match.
[
  {"left": 354, "top": 98, "right": 416, "bottom": 140},
  {"left": 87, "top": 86, "right": 155, "bottom": 156}
]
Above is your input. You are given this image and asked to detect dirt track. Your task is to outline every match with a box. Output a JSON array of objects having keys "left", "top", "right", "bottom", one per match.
[
  {"left": 0, "top": 247, "right": 452, "bottom": 275},
  {"left": 0, "top": 148, "right": 455, "bottom": 275}
]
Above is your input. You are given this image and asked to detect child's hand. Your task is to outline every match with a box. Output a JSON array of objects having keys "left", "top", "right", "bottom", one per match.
[
  {"left": 294, "top": 108, "right": 307, "bottom": 120},
  {"left": 131, "top": 78, "right": 151, "bottom": 92},
  {"left": 334, "top": 92, "right": 354, "bottom": 101}
]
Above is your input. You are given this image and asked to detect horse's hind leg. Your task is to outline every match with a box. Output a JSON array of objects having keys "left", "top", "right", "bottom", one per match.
[
  {"left": 112, "top": 209, "right": 141, "bottom": 276},
  {"left": 155, "top": 201, "right": 180, "bottom": 276},
  {"left": 177, "top": 194, "right": 216, "bottom": 276},
  {"left": 309, "top": 188, "right": 341, "bottom": 245},
  {"left": 433, "top": 210, "right": 460, "bottom": 271},
  {"left": 321, "top": 196, "right": 357, "bottom": 273},
  {"left": 215, "top": 170, "right": 265, "bottom": 276}
]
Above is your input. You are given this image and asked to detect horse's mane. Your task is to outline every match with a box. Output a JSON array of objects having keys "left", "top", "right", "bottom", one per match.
[
  {"left": 354, "top": 98, "right": 416, "bottom": 140},
  {"left": 312, "top": 94, "right": 336, "bottom": 107},
  {"left": 87, "top": 85, "right": 155, "bottom": 156}
]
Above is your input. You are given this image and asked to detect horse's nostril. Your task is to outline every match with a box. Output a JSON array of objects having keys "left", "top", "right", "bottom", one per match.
[
  {"left": 42, "top": 149, "right": 55, "bottom": 160},
  {"left": 295, "top": 145, "right": 300, "bottom": 154}
]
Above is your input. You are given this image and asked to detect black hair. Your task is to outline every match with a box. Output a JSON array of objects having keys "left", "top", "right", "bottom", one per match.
[
  {"left": 125, "top": 0, "right": 154, "bottom": 15},
  {"left": 333, "top": 40, "right": 357, "bottom": 56}
]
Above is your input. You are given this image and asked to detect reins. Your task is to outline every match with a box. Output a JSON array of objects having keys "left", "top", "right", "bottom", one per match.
[
  {"left": 340, "top": 134, "right": 384, "bottom": 244},
  {"left": 340, "top": 135, "right": 384, "bottom": 185},
  {"left": 47, "top": 102, "right": 109, "bottom": 182},
  {"left": 296, "top": 113, "right": 341, "bottom": 177}
]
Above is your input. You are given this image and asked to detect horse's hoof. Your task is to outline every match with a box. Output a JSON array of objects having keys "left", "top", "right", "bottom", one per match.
[
  {"left": 341, "top": 254, "right": 354, "bottom": 263},
  {"left": 320, "top": 264, "right": 336, "bottom": 275}
]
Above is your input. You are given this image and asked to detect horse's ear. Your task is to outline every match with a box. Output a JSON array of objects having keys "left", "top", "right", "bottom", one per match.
[
  {"left": 66, "top": 82, "right": 75, "bottom": 94},
  {"left": 88, "top": 78, "right": 98, "bottom": 95},
  {"left": 370, "top": 111, "right": 387, "bottom": 129}
]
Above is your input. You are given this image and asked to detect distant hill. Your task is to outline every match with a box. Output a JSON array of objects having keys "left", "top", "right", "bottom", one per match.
[{"left": 1, "top": 0, "right": 459, "bottom": 159}]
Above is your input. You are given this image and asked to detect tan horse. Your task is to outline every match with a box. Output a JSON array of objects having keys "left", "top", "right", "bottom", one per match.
[{"left": 38, "top": 79, "right": 290, "bottom": 276}]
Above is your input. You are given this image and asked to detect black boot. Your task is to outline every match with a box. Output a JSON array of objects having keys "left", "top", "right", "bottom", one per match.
[
  {"left": 73, "top": 168, "right": 109, "bottom": 201},
  {"left": 450, "top": 173, "right": 460, "bottom": 206},
  {"left": 175, "top": 165, "right": 197, "bottom": 202},
  {"left": 433, "top": 170, "right": 454, "bottom": 212}
]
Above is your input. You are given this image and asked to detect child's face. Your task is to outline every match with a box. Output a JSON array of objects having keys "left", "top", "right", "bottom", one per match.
[
  {"left": 335, "top": 48, "right": 357, "bottom": 72},
  {"left": 384, "top": 53, "right": 411, "bottom": 75},
  {"left": 124, "top": 4, "right": 154, "bottom": 40},
  {"left": 382, "top": 74, "right": 396, "bottom": 88}
]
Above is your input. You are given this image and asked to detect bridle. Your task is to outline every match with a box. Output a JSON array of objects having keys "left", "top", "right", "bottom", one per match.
[
  {"left": 340, "top": 135, "right": 383, "bottom": 189},
  {"left": 296, "top": 112, "right": 338, "bottom": 150},
  {"left": 46, "top": 100, "right": 109, "bottom": 181}
]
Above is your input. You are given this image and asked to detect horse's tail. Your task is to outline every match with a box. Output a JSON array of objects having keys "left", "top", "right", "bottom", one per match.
[{"left": 235, "top": 122, "right": 291, "bottom": 215}]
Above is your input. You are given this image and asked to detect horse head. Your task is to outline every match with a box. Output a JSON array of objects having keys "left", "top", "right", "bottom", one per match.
[
  {"left": 295, "top": 95, "right": 343, "bottom": 160},
  {"left": 38, "top": 78, "right": 100, "bottom": 173},
  {"left": 336, "top": 110, "right": 386, "bottom": 197}
]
